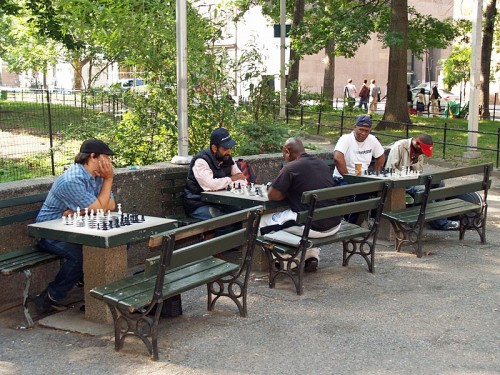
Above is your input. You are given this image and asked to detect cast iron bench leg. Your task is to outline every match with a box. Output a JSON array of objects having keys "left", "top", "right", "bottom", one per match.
[{"left": 20, "top": 269, "right": 34, "bottom": 329}]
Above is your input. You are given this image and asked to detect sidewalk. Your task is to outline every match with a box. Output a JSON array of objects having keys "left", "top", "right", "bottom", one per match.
[{"left": 0, "top": 167, "right": 498, "bottom": 375}]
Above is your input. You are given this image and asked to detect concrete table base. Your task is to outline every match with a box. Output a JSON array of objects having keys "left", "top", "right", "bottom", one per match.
[{"left": 83, "top": 245, "right": 127, "bottom": 323}]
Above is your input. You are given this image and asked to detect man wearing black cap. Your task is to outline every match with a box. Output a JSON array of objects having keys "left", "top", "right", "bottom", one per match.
[
  {"left": 33, "top": 139, "right": 116, "bottom": 313},
  {"left": 333, "top": 114, "right": 385, "bottom": 180},
  {"left": 387, "top": 134, "right": 459, "bottom": 231},
  {"left": 183, "top": 128, "right": 247, "bottom": 228}
]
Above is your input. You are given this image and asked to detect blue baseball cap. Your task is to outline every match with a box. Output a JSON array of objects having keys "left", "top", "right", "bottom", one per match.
[
  {"left": 210, "top": 128, "right": 236, "bottom": 149},
  {"left": 355, "top": 115, "right": 372, "bottom": 128}
]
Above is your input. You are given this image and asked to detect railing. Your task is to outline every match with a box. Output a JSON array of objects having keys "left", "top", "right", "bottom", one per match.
[{"left": 285, "top": 106, "right": 500, "bottom": 169}]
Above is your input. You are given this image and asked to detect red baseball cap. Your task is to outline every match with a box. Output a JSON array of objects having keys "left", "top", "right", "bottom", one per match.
[{"left": 416, "top": 137, "right": 433, "bottom": 157}]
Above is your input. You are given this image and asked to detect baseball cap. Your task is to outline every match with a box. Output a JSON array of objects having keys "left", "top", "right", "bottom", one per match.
[
  {"left": 355, "top": 115, "right": 372, "bottom": 128},
  {"left": 210, "top": 128, "right": 236, "bottom": 149},
  {"left": 416, "top": 136, "right": 433, "bottom": 157},
  {"left": 80, "top": 139, "right": 115, "bottom": 155}
]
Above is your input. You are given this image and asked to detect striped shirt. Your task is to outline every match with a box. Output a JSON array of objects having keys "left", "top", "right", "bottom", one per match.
[{"left": 36, "top": 163, "right": 114, "bottom": 222}]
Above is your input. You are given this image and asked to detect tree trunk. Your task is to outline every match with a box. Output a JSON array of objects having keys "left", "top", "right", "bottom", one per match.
[
  {"left": 287, "top": 0, "right": 305, "bottom": 108},
  {"left": 323, "top": 38, "right": 335, "bottom": 107},
  {"left": 74, "top": 59, "right": 83, "bottom": 90},
  {"left": 377, "top": 0, "right": 410, "bottom": 130},
  {"left": 480, "top": 0, "right": 496, "bottom": 120}
]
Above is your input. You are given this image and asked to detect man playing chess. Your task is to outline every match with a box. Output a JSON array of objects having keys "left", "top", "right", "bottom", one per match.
[
  {"left": 386, "top": 134, "right": 459, "bottom": 231},
  {"left": 183, "top": 127, "right": 247, "bottom": 235},
  {"left": 259, "top": 137, "right": 342, "bottom": 272},
  {"left": 33, "top": 139, "right": 116, "bottom": 313}
]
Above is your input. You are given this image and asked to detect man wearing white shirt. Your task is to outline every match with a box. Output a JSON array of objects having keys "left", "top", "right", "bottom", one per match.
[{"left": 333, "top": 115, "right": 385, "bottom": 179}]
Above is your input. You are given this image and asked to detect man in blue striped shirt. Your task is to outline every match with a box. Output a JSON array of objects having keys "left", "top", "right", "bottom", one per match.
[{"left": 33, "top": 139, "right": 116, "bottom": 314}]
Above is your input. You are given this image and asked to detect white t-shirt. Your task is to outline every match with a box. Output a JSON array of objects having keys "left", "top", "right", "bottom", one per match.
[{"left": 333, "top": 132, "right": 385, "bottom": 178}]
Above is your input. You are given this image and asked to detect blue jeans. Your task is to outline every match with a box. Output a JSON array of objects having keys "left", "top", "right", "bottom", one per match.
[
  {"left": 358, "top": 99, "right": 368, "bottom": 111},
  {"left": 190, "top": 204, "right": 242, "bottom": 236},
  {"left": 37, "top": 239, "right": 83, "bottom": 302}
]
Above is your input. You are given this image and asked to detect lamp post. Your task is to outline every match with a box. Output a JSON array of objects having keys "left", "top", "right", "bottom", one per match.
[{"left": 171, "top": 0, "right": 192, "bottom": 165}]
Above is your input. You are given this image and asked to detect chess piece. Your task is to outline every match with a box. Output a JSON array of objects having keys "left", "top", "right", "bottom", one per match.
[{"left": 117, "top": 203, "right": 122, "bottom": 215}]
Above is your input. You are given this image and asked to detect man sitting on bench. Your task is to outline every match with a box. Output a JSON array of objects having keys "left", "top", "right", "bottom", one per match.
[
  {"left": 386, "top": 134, "right": 459, "bottom": 231},
  {"left": 259, "top": 137, "right": 342, "bottom": 272}
]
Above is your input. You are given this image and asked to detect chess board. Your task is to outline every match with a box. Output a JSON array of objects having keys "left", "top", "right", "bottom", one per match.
[
  {"left": 202, "top": 183, "right": 285, "bottom": 210},
  {"left": 28, "top": 214, "right": 177, "bottom": 248},
  {"left": 354, "top": 168, "right": 421, "bottom": 181}
]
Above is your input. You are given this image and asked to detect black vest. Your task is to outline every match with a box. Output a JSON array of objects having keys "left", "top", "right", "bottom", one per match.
[{"left": 183, "top": 148, "right": 234, "bottom": 215}]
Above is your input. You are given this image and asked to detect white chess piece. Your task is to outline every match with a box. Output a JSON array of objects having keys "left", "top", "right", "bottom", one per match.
[
  {"left": 117, "top": 203, "right": 122, "bottom": 215},
  {"left": 62, "top": 215, "right": 67, "bottom": 225}
]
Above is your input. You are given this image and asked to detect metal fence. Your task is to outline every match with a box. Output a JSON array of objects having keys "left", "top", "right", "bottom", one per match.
[
  {"left": 0, "top": 89, "right": 126, "bottom": 182},
  {"left": 1, "top": 89, "right": 499, "bottom": 183}
]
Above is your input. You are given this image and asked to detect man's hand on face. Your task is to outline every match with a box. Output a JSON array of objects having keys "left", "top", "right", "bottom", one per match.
[{"left": 95, "top": 155, "right": 114, "bottom": 179}]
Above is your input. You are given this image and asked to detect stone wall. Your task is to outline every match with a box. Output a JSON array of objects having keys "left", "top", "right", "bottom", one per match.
[{"left": 0, "top": 151, "right": 332, "bottom": 310}]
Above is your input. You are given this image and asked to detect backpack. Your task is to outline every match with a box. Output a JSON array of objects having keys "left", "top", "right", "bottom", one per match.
[
  {"left": 236, "top": 159, "right": 258, "bottom": 184},
  {"left": 359, "top": 85, "right": 368, "bottom": 99}
]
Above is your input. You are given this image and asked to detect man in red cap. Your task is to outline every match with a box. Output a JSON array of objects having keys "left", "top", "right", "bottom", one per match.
[
  {"left": 387, "top": 134, "right": 459, "bottom": 231},
  {"left": 386, "top": 134, "right": 434, "bottom": 173}
]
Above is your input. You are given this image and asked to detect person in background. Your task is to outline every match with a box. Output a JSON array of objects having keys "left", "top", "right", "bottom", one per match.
[
  {"left": 358, "top": 80, "right": 370, "bottom": 112},
  {"left": 368, "top": 79, "right": 380, "bottom": 115},
  {"left": 415, "top": 88, "right": 427, "bottom": 115},
  {"left": 386, "top": 134, "right": 459, "bottom": 231},
  {"left": 183, "top": 127, "right": 247, "bottom": 234},
  {"left": 407, "top": 84, "right": 413, "bottom": 110},
  {"left": 344, "top": 78, "right": 357, "bottom": 109},
  {"left": 259, "top": 137, "right": 341, "bottom": 272},
  {"left": 34, "top": 139, "right": 116, "bottom": 313}
]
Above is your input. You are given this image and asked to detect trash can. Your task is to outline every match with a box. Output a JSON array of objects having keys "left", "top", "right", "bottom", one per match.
[{"left": 0, "top": 91, "right": 7, "bottom": 100}]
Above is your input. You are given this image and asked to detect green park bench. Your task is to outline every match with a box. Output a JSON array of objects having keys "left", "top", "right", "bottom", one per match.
[
  {"left": 256, "top": 180, "right": 390, "bottom": 295},
  {"left": 0, "top": 193, "right": 61, "bottom": 328},
  {"left": 382, "top": 163, "right": 492, "bottom": 258},
  {"left": 90, "top": 206, "right": 263, "bottom": 360}
]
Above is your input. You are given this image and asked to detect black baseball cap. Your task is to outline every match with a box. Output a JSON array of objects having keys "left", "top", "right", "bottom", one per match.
[
  {"left": 210, "top": 128, "right": 236, "bottom": 149},
  {"left": 80, "top": 139, "right": 115, "bottom": 155}
]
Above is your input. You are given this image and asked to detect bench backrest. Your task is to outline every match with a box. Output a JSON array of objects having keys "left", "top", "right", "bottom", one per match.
[
  {"left": 294, "top": 180, "right": 389, "bottom": 248},
  {"left": 0, "top": 193, "right": 47, "bottom": 227},
  {"left": 160, "top": 171, "right": 189, "bottom": 216},
  {"left": 146, "top": 206, "right": 263, "bottom": 276},
  {"left": 427, "top": 163, "right": 492, "bottom": 202},
  {"left": 298, "top": 180, "right": 389, "bottom": 224}
]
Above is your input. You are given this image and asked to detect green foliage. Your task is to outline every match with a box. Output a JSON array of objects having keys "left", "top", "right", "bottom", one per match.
[
  {"left": 233, "top": 120, "right": 288, "bottom": 156},
  {"left": 441, "top": 45, "right": 471, "bottom": 90}
]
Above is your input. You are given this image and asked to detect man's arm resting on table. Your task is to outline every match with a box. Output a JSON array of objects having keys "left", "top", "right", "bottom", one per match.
[{"left": 333, "top": 151, "right": 348, "bottom": 176}]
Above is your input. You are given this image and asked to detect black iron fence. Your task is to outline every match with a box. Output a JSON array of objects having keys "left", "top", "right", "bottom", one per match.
[
  {"left": 1, "top": 89, "right": 499, "bottom": 182},
  {"left": 285, "top": 106, "right": 500, "bottom": 169}
]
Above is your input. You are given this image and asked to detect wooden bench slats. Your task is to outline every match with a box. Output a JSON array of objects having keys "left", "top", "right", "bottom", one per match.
[
  {"left": 428, "top": 181, "right": 488, "bottom": 202},
  {"left": 383, "top": 199, "right": 481, "bottom": 224},
  {"left": 0, "top": 210, "right": 42, "bottom": 226},
  {"left": 301, "top": 180, "right": 387, "bottom": 203},
  {"left": 0, "top": 193, "right": 47, "bottom": 209},
  {"left": 297, "top": 197, "right": 381, "bottom": 223},
  {"left": 0, "top": 246, "right": 59, "bottom": 275},
  {"left": 257, "top": 222, "right": 371, "bottom": 255},
  {"left": 91, "top": 257, "right": 238, "bottom": 312}
]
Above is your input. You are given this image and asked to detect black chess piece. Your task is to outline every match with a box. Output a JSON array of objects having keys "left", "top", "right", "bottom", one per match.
[
  {"left": 226, "top": 185, "right": 231, "bottom": 191},
  {"left": 141, "top": 214, "right": 145, "bottom": 221},
  {"left": 108, "top": 220, "right": 113, "bottom": 229}
]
